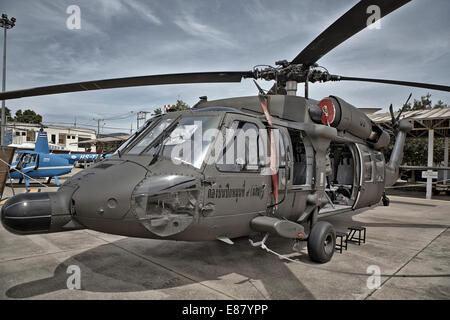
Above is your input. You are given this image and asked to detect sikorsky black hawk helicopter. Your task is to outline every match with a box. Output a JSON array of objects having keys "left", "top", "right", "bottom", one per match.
[{"left": 1, "top": 0, "right": 449, "bottom": 263}]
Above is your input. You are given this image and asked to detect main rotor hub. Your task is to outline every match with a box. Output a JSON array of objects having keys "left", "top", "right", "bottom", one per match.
[{"left": 251, "top": 63, "right": 340, "bottom": 90}]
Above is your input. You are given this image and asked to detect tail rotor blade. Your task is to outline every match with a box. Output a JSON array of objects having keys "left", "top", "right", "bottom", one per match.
[
  {"left": 397, "top": 93, "right": 412, "bottom": 121},
  {"left": 397, "top": 108, "right": 403, "bottom": 122},
  {"left": 389, "top": 104, "right": 395, "bottom": 123},
  {"left": 404, "top": 93, "right": 413, "bottom": 107}
]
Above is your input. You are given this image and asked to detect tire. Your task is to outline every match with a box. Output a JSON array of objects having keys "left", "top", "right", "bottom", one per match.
[{"left": 307, "top": 221, "right": 336, "bottom": 263}]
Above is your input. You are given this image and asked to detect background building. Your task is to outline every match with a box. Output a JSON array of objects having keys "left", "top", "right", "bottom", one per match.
[
  {"left": 77, "top": 133, "right": 130, "bottom": 154},
  {"left": 6, "top": 122, "right": 97, "bottom": 152}
]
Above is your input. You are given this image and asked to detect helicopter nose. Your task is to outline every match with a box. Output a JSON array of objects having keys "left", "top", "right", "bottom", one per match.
[
  {"left": 1, "top": 190, "right": 80, "bottom": 235},
  {"left": 1, "top": 193, "right": 52, "bottom": 235}
]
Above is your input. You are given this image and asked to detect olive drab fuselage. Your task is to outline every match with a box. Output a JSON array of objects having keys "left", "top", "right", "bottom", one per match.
[{"left": 1, "top": 95, "right": 411, "bottom": 241}]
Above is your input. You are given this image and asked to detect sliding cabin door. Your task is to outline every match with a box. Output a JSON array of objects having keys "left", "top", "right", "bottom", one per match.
[{"left": 353, "top": 144, "right": 385, "bottom": 209}]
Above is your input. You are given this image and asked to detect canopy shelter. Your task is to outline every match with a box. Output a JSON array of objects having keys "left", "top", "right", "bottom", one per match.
[
  {"left": 370, "top": 108, "right": 450, "bottom": 199},
  {"left": 74, "top": 134, "right": 130, "bottom": 154},
  {"left": 76, "top": 135, "right": 130, "bottom": 145}
]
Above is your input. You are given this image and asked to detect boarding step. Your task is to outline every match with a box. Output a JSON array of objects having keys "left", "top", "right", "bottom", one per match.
[
  {"left": 335, "top": 231, "right": 348, "bottom": 254},
  {"left": 347, "top": 226, "right": 366, "bottom": 245}
]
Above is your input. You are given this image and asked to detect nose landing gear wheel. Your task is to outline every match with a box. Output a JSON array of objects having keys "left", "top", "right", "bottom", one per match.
[{"left": 307, "top": 221, "right": 336, "bottom": 263}]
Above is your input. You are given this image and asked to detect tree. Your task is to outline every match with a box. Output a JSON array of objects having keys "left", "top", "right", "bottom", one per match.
[
  {"left": 413, "top": 93, "right": 432, "bottom": 110},
  {"left": 151, "top": 100, "right": 190, "bottom": 116},
  {"left": 152, "top": 107, "right": 162, "bottom": 116},
  {"left": 167, "top": 100, "right": 190, "bottom": 112},
  {"left": 401, "top": 93, "right": 449, "bottom": 111},
  {"left": 14, "top": 109, "right": 43, "bottom": 124},
  {"left": 434, "top": 100, "right": 448, "bottom": 109},
  {"left": 5, "top": 107, "right": 14, "bottom": 122}
]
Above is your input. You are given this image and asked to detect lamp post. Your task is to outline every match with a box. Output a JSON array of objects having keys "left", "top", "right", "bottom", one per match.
[{"left": 0, "top": 13, "right": 16, "bottom": 146}]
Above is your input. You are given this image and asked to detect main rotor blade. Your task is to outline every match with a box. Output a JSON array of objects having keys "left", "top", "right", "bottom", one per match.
[
  {"left": 290, "top": 0, "right": 411, "bottom": 66},
  {"left": 335, "top": 76, "right": 450, "bottom": 92},
  {"left": 0, "top": 71, "right": 254, "bottom": 100}
]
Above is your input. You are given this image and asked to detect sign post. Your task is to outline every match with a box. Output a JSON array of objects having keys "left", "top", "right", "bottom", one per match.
[{"left": 422, "top": 171, "right": 438, "bottom": 179}]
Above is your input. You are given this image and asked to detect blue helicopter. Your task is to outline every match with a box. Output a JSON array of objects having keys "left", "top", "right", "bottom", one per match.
[{"left": 9, "top": 129, "right": 103, "bottom": 187}]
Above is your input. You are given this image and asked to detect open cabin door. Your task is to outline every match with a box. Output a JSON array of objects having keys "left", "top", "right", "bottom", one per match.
[
  {"left": 273, "top": 127, "right": 314, "bottom": 220},
  {"left": 319, "top": 142, "right": 359, "bottom": 215},
  {"left": 353, "top": 144, "right": 385, "bottom": 209}
]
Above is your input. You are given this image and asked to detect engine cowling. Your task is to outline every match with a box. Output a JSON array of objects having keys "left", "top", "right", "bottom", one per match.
[{"left": 309, "top": 96, "right": 390, "bottom": 149}]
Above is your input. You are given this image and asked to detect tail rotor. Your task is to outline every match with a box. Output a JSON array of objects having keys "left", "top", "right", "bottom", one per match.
[{"left": 389, "top": 93, "right": 412, "bottom": 134}]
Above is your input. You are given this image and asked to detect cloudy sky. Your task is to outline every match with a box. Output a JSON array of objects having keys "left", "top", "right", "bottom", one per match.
[{"left": 1, "top": 0, "right": 449, "bottom": 134}]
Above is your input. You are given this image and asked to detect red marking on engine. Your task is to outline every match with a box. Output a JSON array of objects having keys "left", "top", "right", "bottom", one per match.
[{"left": 318, "top": 98, "right": 336, "bottom": 125}]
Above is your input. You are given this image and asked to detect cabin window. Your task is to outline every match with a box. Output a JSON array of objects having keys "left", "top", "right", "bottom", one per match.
[
  {"left": 329, "top": 143, "right": 355, "bottom": 186},
  {"left": 325, "top": 142, "right": 357, "bottom": 206},
  {"left": 363, "top": 153, "right": 373, "bottom": 182},
  {"left": 289, "top": 129, "right": 307, "bottom": 185},
  {"left": 374, "top": 151, "right": 385, "bottom": 182},
  {"left": 28, "top": 154, "right": 37, "bottom": 164},
  {"left": 216, "top": 120, "right": 261, "bottom": 172},
  {"left": 277, "top": 128, "right": 291, "bottom": 187}
]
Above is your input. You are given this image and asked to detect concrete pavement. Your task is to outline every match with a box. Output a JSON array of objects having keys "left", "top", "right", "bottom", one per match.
[{"left": 0, "top": 185, "right": 449, "bottom": 299}]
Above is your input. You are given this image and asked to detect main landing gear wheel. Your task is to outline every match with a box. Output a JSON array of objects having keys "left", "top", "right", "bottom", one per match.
[{"left": 307, "top": 221, "right": 336, "bottom": 263}]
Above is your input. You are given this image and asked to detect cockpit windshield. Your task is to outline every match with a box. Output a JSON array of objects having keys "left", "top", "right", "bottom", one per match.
[
  {"left": 128, "top": 118, "right": 174, "bottom": 155},
  {"left": 121, "top": 115, "right": 221, "bottom": 169},
  {"left": 114, "top": 118, "right": 155, "bottom": 155}
]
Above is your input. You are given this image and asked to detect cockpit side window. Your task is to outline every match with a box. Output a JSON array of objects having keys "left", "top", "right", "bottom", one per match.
[
  {"left": 156, "top": 115, "right": 221, "bottom": 168},
  {"left": 23, "top": 154, "right": 36, "bottom": 164},
  {"left": 216, "top": 120, "right": 261, "bottom": 172},
  {"left": 16, "top": 153, "right": 25, "bottom": 170},
  {"left": 16, "top": 153, "right": 37, "bottom": 170}
]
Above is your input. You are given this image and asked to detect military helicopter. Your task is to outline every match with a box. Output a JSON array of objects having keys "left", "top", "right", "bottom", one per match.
[{"left": 1, "top": 0, "right": 449, "bottom": 263}]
